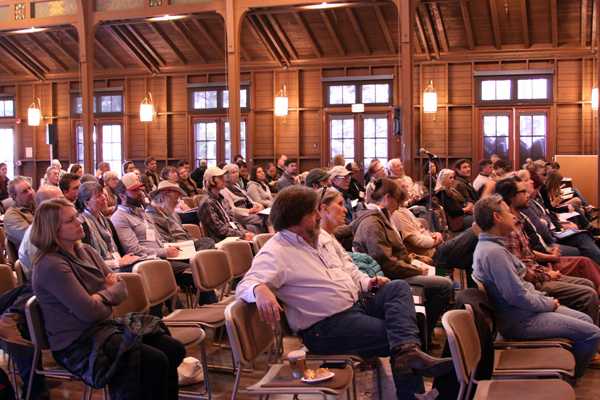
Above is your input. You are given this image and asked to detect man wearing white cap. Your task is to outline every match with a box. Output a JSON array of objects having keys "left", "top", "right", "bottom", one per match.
[
  {"left": 330, "top": 165, "right": 355, "bottom": 223},
  {"left": 198, "top": 166, "right": 254, "bottom": 242}
]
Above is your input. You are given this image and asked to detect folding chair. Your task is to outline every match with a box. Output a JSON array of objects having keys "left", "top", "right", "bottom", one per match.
[
  {"left": 220, "top": 240, "right": 254, "bottom": 298},
  {"left": 225, "top": 299, "right": 354, "bottom": 400},
  {"left": 442, "top": 309, "right": 575, "bottom": 400},
  {"left": 183, "top": 224, "right": 204, "bottom": 240},
  {"left": 24, "top": 297, "right": 108, "bottom": 400},
  {"left": 252, "top": 233, "right": 274, "bottom": 253}
]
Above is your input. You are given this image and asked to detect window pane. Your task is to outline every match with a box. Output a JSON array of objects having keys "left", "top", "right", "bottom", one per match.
[
  {"left": 331, "top": 120, "right": 343, "bottom": 138},
  {"left": 532, "top": 115, "right": 546, "bottom": 136},
  {"left": 224, "top": 122, "right": 231, "bottom": 140},
  {"left": 343, "top": 119, "right": 354, "bottom": 138},
  {"left": 101, "top": 124, "right": 122, "bottom": 176},
  {"left": 375, "top": 118, "right": 387, "bottom": 137},
  {"left": 496, "top": 116, "right": 509, "bottom": 136},
  {"left": 518, "top": 79, "right": 532, "bottom": 100},
  {"left": 481, "top": 81, "right": 496, "bottom": 100},
  {"left": 496, "top": 80, "right": 511, "bottom": 100},
  {"left": 520, "top": 115, "right": 532, "bottom": 136},
  {"left": 364, "top": 139, "right": 375, "bottom": 158},
  {"left": 0, "top": 128, "right": 15, "bottom": 178},
  {"left": 207, "top": 122, "right": 217, "bottom": 140},
  {"left": 222, "top": 90, "right": 229, "bottom": 108},
  {"left": 343, "top": 140, "right": 354, "bottom": 157},
  {"left": 75, "top": 97, "right": 82, "bottom": 114},
  {"left": 483, "top": 116, "right": 497, "bottom": 136},
  {"left": 207, "top": 141, "right": 217, "bottom": 159},
  {"left": 241, "top": 89, "right": 248, "bottom": 108},
  {"left": 375, "top": 138, "right": 387, "bottom": 158},
  {"left": 240, "top": 121, "right": 247, "bottom": 159},
  {"left": 112, "top": 96, "right": 122, "bottom": 112},
  {"left": 375, "top": 84, "right": 389, "bottom": 103},
  {"left": 1, "top": 100, "right": 14, "bottom": 117},
  {"left": 532, "top": 79, "right": 547, "bottom": 99},
  {"left": 362, "top": 85, "right": 375, "bottom": 104},
  {"left": 342, "top": 85, "right": 356, "bottom": 104},
  {"left": 331, "top": 139, "right": 343, "bottom": 158},
  {"left": 363, "top": 119, "right": 375, "bottom": 138},
  {"left": 329, "top": 86, "right": 343, "bottom": 104}
]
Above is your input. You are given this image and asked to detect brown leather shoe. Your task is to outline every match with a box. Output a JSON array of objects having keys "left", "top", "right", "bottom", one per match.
[{"left": 392, "top": 343, "right": 453, "bottom": 377}]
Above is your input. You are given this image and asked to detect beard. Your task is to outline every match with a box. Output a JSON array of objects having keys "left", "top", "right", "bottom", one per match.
[{"left": 126, "top": 195, "right": 143, "bottom": 208}]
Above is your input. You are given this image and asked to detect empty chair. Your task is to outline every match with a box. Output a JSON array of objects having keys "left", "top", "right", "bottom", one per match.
[
  {"left": 442, "top": 309, "right": 575, "bottom": 400},
  {"left": 252, "top": 233, "right": 274, "bottom": 253},
  {"left": 225, "top": 299, "right": 354, "bottom": 400},
  {"left": 189, "top": 249, "right": 234, "bottom": 306},
  {"left": 183, "top": 224, "right": 203, "bottom": 240},
  {"left": 221, "top": 240, "right": 253, "bottom": 298}
]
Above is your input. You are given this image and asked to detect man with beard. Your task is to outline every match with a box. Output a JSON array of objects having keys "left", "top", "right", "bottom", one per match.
[
  {"left": 453, "top": 159, "right": 479, "bottom": 204},
  {"left": 4, "top": 176, "right": 35, "bottom": 250},
  {"left": 142, "top": 156, "right": 160, "bottom": 193},
  {"left": 276, "top": 158, "right": 298, "bottom": 192},
  {"left": 236, "top": 186, "right": 452, "bottom": 400}
]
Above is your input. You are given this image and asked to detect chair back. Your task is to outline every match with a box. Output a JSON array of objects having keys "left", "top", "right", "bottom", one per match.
[
  {"left": 113, "top": 273, "right": 150, "bottom": 317},
  {"left": 133, "top": 259, "right": 179, "bottom": 307},
  {"left": 441, "top": 309, "right": 481, "bottom": 399},
  {"left": 221, "top": 240, "right": 253, "bottom": 278},
  {"left": 252, "top": 233, "right": 274, "bottom": 253},
  {"left": 0, "top": 227, "right": 6, "bottom": 264},
  {"left": 4, "top": 238, "right": 17, "bottom": 266},
  {"left": 183, "top": 224, "right": 203, "bottom": 240},
  {"left": 0, "top": 264, "right": 15, "bottom": 295},
  {"left": 14, "top": 260, "right": 25, "bottom": 286},
  {"left": 190, "top": 250, "right": 232, "bottom": 291},
  {"left": 225, "top": 299, "right": 275, "bottom": 367},
  {"left": 24, "top": 296, "right": 50, "bottom": 351},
  {"left": 472, "top": 276, "right": 487, "bottom": 295}
]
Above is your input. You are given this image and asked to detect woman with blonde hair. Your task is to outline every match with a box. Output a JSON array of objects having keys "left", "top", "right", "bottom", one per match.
[
  {"left": 102, "top": 171, "right": 119, "bottom": 216},
  {"left": 31, "top": 197, "right": 184, "bottom": 400},
  {"left": 435, "top": 168, "right": 473, "bottom": 232}
]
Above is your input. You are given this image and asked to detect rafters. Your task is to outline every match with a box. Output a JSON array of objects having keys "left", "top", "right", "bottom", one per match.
[
  {"left": 592, "top": 0, "right": 598, "bottom": 47},
  {"left": 104, "top": 26, "right": 155, "bottom": 73},
  {"left": 44, "top": 31, "right": 80, "bottom": 66},
  {"left": 459, "top": 0, "right": 475, "bottom": 50},
  {"left": 0, "top": 38, "right": 44, "bottom": 80},
  {"left": 94, "top": 36, "right": 126, "bottom": 69},
  {"left": 320, "top": 11, "right": 345, "bottom": 56},
  {"left": 188, "top": 18, "right": 225, "bottom": 59},
  {"left": 550, "top": 0, "right": 558, "bottom": 47},
  {"left": 488, "top": 0, "right": 502, "bottom": 49},
  {"left": 114, "top": 25, "right": 161, "bottom": 72},
  {"left": 374, "top": 5, "right": 396, "bottom": 53},
  {"left": 581, "top": 0, "right": 589, "bottom": 47},
  {"left": 250, "top": 15, "right": 290, "bottom": 66},
  {"left": 147, "top": 22, "right": 187, "bottom": 65},
  {"left": 62, "top": 29, "right": 105, "bottom": 69},
  {"left": 293, "top": 12, "right": 322, "bottom": 58},
  {"left": 246, "top": 17, "right": 280, "bottom": 63},
  {"left": 419, "top": 3, "right": 439, "bottom": 58},
  {"left": 345, "top": 8, "right": 370, "bottom": 55},
  {"left": 170, "top": 20, "right": 207, "bottom": 63},
  {"left": 27, "top": 34, "right": 68, "bottom": 71},
  {"left": 265, "top": 13, "right": 299, "bottom": 60},
  {"left": 4, "top": 36, "right": 49, "bottom": 74},
  {"left": 520, "top": 0, "right": 530, "bottom": 48},
  {"left": 430, "top": 3, "right": 449, "bottom": 52},
  {"left": 415, "top": 13, "right": 431, "bottom": 61},
  {"left": 125, "top": 24, "right": 165, "bottom": 67}
]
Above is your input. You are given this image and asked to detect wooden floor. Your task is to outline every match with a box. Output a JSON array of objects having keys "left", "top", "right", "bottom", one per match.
[{"left": 9, "top": 327, "right": 600, "bottom": 400}]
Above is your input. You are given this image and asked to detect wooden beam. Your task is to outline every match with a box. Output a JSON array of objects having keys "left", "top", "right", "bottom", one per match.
[
  {"left": 114, "top": 25, "right": 161, "bottom": 72},
  {"left": 62, "top": 29, "right": 105, "bottom": 69},
  {"left": 27, "top": 34, "right": 68, "bottom": 71},
  {"left": 320, "top": 10, "right": 345, "bottom": 56},
  {"left": 459, "top": 0, "right": 475, "bottom": 50},
  {"left": 592, "top": 0, "right": 598, "bottom": 47},
  {"left": 519, "top": 0, "right": 530, "bottom": 48},
  {"left": 170, "top": 20, "right": 207, "bottom": 63},
  {"left": 345, "top": 8, "right": 370, "bottom": 54},
  {"left": 77, "top": 0, "right": 95, "bottom": 174},
  {"left": 44, "top": 31, "right": 80, "bottom": 66},
  {"left": 247, "top": 15, "right": 286, "bottom": 66},
  {"left": 105, "top": 26, "right": 155, "bottom": 73},
  {"left": 415, "top": 13, "right": 431, "bottom": 60},
  {"left": 125, "top": 24, "right": 166, "bottom": 67},
  {"left": 3, "top": 36, "right": 49, "bottom": 73},
  {"left": 582, "top": 0, "right": 589, "bottom": 47},
  {"left": 189, "top": 18, "right": 224, "bottom": 58},
  {"left": 147, "top": 22, "right": 187, "bottom": 65},
  {"left": 550, "top": 0, "right": 558, "bottom": 47},
  {"left": 266, "top": 13, "right": 299, "bottom": 59},
  {"left": 246, "top": 17, "right": 280, "bottom": 63},
  {"left": 293, "top": 12, "right": 322, "bottom": 58},
  {"left": 488, "top": 0, "right": 502, "bottom": 49},
  {"left": 430, "top": 3, "right": 449, "bottom": 52},
  {"left": 0, "top": 39, "right": 44, "bottom": 80},
  {"left": 399, "top": 0, "right": 415, "bottom": 175},
  {"left": 418, "top": 3, "right": 439, "bottom": 58},
  {"left": 94, "top": 36, "right": 126, "bottom": 69},
  {"left": 254, "top": 14, "right": 291, "bottom": 64},
  {"left": 375, "top": 4, "right": 396, "bottom": 53}
]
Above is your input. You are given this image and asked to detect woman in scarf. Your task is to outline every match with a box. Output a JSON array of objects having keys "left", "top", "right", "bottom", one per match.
[{"left": 435, "top": 168, "right": 474, "bottom": 232}]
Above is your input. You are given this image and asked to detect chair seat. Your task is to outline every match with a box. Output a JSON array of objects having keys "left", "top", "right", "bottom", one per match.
[
  {"left": 251, "top": 363, "right": 353, "bottom": 393},
  {"left": 493, "top": 347, "right": 575, "bottom": 374},
  {"left": 168, "top": 326, "right": 205, "bottom": 346},
  {"left": 474, "top": 379, "right": 575, "bottom": 400},
  {"left": 164, "top": 306, "right": 226, "bottom": 325}
]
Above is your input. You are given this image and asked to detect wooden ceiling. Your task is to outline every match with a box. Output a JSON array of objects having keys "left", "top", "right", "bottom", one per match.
[{"left": 0, "top": 0, "right": 596, "bottom": 81}]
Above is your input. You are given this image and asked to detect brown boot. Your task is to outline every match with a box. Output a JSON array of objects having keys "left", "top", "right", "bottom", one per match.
[{"left": 392, "top": 343, "right": 453, "bottom": 377}]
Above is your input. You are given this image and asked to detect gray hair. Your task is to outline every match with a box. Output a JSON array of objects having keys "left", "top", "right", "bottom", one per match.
[
  {"left": 102, "top": 171, "right": 118, "bottom": 182},
  {"left": 8, "top": 176, "right": 31, "bottom": 199},
  {"left": 474, "top": 194, "right": 504, "bottom": 231},
  {"left": 78, "top": 181, "right": 103, "bottom": 205},
  {"left": 35, "top": 185, "right": 63, "bottom": 205}
]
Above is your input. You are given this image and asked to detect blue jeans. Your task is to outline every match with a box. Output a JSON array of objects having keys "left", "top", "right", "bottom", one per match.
[
  {"left": 560, "top": 232, "right": 600, "bottom": 266},
  {"left": 404, "top": 275, "right": 453, "bottom": 341},
  {"left": 300, "top": 280, "right": 425, "bottom": 399},
  {"left": 502, "top": 306, "right": 600, "bottom": 377}
]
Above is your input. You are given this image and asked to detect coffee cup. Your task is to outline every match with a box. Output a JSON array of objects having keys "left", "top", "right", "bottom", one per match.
[{"left": 287, "top": 349, "right": 306, "bottom": 379}]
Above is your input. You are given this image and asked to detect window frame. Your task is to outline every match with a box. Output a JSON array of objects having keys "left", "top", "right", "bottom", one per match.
[
  {"left": 74, "top": 119, "right": 122, "bottom": 174},
  {"left": 0, "top": 97, "right": 15, "bottom": 118},
  {"left": 324, "top": 80, "right": 393, "bottom": 107},
  {"left": 71, "top": 91, "right": 123, "bottom": 116},
  {"left": 188, "top": 85, "right": 250, "bottom": 113},
  {"left": 192, "top": 117, "right": 248, "bottom": 167},
  {"left": 475, "top": 74, "right": 553, "bottom": 106},
  {"left": 0, "top": 125, "right": 15, "bottom": 178}
]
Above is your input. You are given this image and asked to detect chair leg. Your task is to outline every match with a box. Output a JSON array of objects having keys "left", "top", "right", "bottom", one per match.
[
  {"left": 230, "top": 367, "right": 242, "bottom": 400},
  {"left": 199, "top": 340, "right": 211, "bottom": 400},
  {"left": 24, "top": 350, "right": 40, "bottom": 400},
  {"left": 7, "top": 356, "right": 20, "bottom": 400}
]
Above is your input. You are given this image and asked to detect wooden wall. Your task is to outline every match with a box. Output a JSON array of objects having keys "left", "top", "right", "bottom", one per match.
[{"left": 0, "top": 55, "right": 597, "bottom": 186}]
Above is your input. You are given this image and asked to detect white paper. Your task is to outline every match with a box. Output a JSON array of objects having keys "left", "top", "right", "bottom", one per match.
[
  {"left": 411, "top": 259, "right": 436, "bottom": 276},
  {"left": 145, "top": 227, "right": 156, "bottom": 242},
  {"left": 259, "top": 207, "right": 271, "bottom": 216},
  {"left": 215, "top": 236, "right": 239, "bottom": 249},
  {"left": 557, "top": 211, "right": 579, "bottom": 222},
  {"left": 164, "top": 239, "right": 196, "bottom": 260},
  {"left": 351, "top": 199, "right": 359, "bottom": 208},
  {"left": 560, "top": 187, "right": 574, "bottom": 195}
]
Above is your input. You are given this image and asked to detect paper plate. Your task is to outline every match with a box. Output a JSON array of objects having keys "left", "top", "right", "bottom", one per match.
[{"left": 301, "top": 371, "right": 335, "bottom": 384}]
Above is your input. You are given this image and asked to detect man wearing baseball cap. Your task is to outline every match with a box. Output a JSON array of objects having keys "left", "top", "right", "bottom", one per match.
[
  {"left": 330, "top": 165, "right": 355, "bottom": 223},
  {"left": 304, "top": 168, "right": 331, "bottom": 189},
  {"left": 198, "top": 166, "right": 254, "bottom": 242}
]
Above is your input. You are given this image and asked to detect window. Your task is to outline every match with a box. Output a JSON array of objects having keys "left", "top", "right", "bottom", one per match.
[
  {"left": 190, "top": 86, "right": 250, "bottom": 112},
  {"left": 101, "top": 124, "right": 122, "bottom": 174},
  {"left": 240, "top": 122, "right": 247, "bottom": 160},
  {"left": 363, "top": 116, "right": 388, "bottom": 168},
  {"left": 193, "top": 90, "right": 218, "bottom": 110},
  {"left": 519, "top": 113, "right": 547, "bottom": 165},
  {"left": 481, "top": 80, "right": 511, "bottom": 101},
  {"left": 329, "top": 85, "right": 356, "bottom": 105},
  {"left": 517, "top": 79, "right": 549, "bottom": 100},
  {"left": 0, "top": 128, "right": 14, "bottom": 178},
  {"left": 330, "top": 116, "right": 355, "bottom": 165},
  {"left": 76, "top": 125, "right": 98, "bottom": 169},
  {"left": 482, "top": 114, "right": 510, "bottom": 160},
  {"left": 99, "top": 95, "right": 122, "bottom": 113},
  {"left": 362, "top": 84, "right": 390, "bottom": 104},
  {"left": 223, "top": 121, "right": 247, "bottom": 163},
  {"left": 326, "top": 80, "right": 392, "bottom": 106},
  {"left": 194, "top": 121, "right": 218, "bottom": 167},
  {"left": 223, "top": 89, "right": 248, "bottom": 109},
  {"left": 0, "top": 98, "right": 14, "bottom": 117}
]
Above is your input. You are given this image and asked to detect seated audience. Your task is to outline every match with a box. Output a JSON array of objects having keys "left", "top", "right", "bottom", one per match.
[
  {"left": 332, "top": 154, "right": 345, "bottom": 166},
  {"left": 346, "top": 162, "right": 365, "bottom": 201},
  {"left": 365, "top": 159, "right": 387, "bottom": 203},
  {"left": 142, "top": 156, "right": 160, "bottom": 193},
  {"left": 190, "top": 159, "right": 207, "bottom": 189},
  {"left": 77, "top": 182, "right": 139, "bottom": 271},
  {"left": 18, "top": 185, "right": 64, "bottom": 280},
  {"left": 276, "top": 158, "right": 298, "bottom": 192},
  {"left": 161, "top": 166, "right": 179, "bottom": 184},
  {"left": 5, "top": 177, "right": 35, "bottom": 249},
  {"left": 198, "top": 166, "right": 253, "bottom": 242},
  {"left": 453, "top": 159, "right": 478, "bottom": 204},
  {"left": 43, "top": 166, "right": 60, "bottom": 187},
  {"left": 473, "top": 159, "right": 493, "bottom": 194},
  {"left": 435, "top": 169, "right": 474, "bottom": 232},
  {"left": 59, "top": 173, "right": 81, "bottom": 204},
  {"left": 304, "top": 168, "right": 330, "bottom": 190},
  {"left": 352, "top": 178, "right": 453, "bottom": 341},
  {"left": 265, "top": 162, "right": 279, "bottom": 194},
  {"left": 330, "top": 165, "right": 355, "bottom": 223},
  {"left": 221, "top": 164, "right": 266, "bottom": 233},
  {"left": 236, "top": 185, "right": 452, "bottom": 400},
  {"left": 237, "top": 161, "right": 249, "bottom": 190},
  {"left": 491, "top": 159, "right": 512, "bottom": 179},
  {"left": 0, "top": 162, "right": 9, "bottom": 202},
  {"left": 96, "top": 162, "right": 110, "bottom": 186},
  {"left": 247, "top": 165, "right": 274, "bottom": 208},
  {"left": 102, "top": 171, "right": 120, "bottom": 216},
  {"left": 276, "top": 154, "right": 287, "bottom": 177},
  {"left": 122, "top": 160, "right": 136, "bottom": 175},
  {"left": 31, "top": 197, "right": 185, "bottom": 399},
  {"left": 472, "top": 195, "right": 600, "bottom": 377},
  {"left": 177, "top": 164, "right": 199, "bottom": 197},
  {"left": 388, "top": 158, "right": 420, "bottom": 203}
]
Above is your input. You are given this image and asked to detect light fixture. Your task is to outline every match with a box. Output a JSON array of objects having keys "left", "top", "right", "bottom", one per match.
[
  {"left": 301, "top": 2, "right": 351, "bottom": 10},
  {"left": 147, "top": 14, "right": 187, "bottom": 22},
  {"left": 27, "top": 98, "right": 42, "bottom": 126},
  {"left": 139, "top": 93, "right": 155, "bottom": 122},
  {"left": 12, "top": 26, "right": 47, "bottom": 34},
  {"left": 423, "top": 80, "right": 438, "bottom": 113},
  {"left": 274, "top": 85, "right": 288, "bottom": 117},
  {"left": 592, "top": 87, "right": 599, "bottom": 110},
  {"left": 351, "top": 103, "right": 364, "bottom": 113}
]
